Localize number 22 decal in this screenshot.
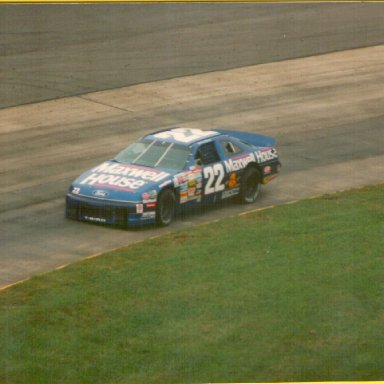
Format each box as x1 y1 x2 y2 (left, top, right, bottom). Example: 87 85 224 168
204 163 225 195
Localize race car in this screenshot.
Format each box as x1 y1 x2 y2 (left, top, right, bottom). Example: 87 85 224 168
66 127 281 227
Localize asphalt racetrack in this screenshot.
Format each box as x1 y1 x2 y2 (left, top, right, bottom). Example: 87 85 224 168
1 4 384 288
2 3 384 108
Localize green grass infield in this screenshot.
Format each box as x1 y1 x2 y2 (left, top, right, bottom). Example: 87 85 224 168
1 185 383 383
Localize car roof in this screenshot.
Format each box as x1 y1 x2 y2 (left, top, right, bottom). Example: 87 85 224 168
144 127 221 145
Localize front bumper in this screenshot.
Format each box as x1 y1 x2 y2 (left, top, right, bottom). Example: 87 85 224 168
65 194 156 227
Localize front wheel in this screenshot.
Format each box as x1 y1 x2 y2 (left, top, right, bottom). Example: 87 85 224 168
238 167 261 204
156 189 176 226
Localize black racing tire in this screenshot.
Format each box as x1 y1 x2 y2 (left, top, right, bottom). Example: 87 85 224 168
156 189 176 226
238 167 261 204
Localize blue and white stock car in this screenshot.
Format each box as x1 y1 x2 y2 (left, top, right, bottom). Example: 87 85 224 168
66 128 281 227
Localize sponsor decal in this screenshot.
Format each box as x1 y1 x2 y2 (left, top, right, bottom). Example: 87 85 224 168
154 128 217 143
228 173 239 189
80 162 170 191
136 204 143 214
188 178 196 188
180 191 189 203
224 148 278 173
142 190 158 203
222 188 239 200
224 153 255 173
174 168 203 204
84 216 107 223
149 190 157 199
72 187 80 194
174 168 202 186
146 202 156 209
92 190 109 197
92 162 169 181
204 163 225 195
254 148 278 163
80 173 145 191
142 212 156 219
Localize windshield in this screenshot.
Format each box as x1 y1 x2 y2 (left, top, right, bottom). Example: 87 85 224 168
114 139 190 170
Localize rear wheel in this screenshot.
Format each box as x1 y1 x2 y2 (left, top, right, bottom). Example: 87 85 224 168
239 167 261 203
156 189 176 226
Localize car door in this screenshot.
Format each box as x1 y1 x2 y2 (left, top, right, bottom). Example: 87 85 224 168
195 141 226 203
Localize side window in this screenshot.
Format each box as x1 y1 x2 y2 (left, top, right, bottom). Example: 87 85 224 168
195 142 220 165
220 140 243 157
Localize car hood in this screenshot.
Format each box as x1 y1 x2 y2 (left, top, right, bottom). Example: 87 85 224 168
70 161 174 201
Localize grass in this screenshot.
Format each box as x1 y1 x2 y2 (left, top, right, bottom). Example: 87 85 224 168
1 185 383 383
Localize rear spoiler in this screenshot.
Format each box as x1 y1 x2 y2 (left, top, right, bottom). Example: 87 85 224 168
215 129 276 148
